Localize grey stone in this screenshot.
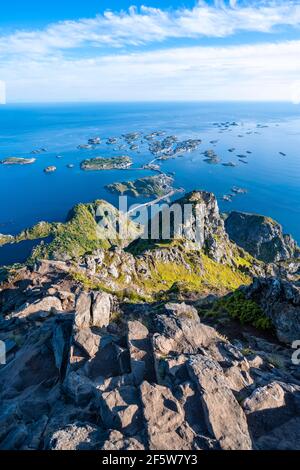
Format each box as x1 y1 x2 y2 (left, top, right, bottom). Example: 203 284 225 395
63 371 95 405
75 292 92 329
187 355 252 450
92 291 113 328
140 381 195 450
127 320 155 384
101 430 145 450
0 424 28 450
99 386 142 436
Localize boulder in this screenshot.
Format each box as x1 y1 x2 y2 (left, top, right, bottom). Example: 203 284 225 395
127 320 156 384
99 385 142 436
63 371 95 405
243 277 300 343
101 430 145 450
187 355 252 450
10 296 63 320
255 417 300 450
164 302 199 321
73 328 102 358
242 381 300 439
91 291 113 328
153 309 218 357
74 292 92 329
140 381 195 450
85 342 128 379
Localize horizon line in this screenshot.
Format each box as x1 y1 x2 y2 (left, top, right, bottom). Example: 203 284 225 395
1 99 298 106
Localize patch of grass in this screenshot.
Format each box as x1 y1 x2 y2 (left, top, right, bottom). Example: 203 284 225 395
138 251 251 298
70 270 113 293
16 221 53 242
29 203 111 261
208 291 272 330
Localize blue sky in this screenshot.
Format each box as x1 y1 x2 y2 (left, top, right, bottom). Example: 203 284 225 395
0 1 300 102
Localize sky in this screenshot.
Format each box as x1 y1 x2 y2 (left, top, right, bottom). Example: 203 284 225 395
0 0 300 103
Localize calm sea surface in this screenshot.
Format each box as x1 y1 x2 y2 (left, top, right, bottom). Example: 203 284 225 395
0 102 299 264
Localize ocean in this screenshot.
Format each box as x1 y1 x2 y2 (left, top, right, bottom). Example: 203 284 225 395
0 101 299 265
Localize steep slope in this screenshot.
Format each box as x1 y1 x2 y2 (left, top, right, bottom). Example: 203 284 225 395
225 211 300 263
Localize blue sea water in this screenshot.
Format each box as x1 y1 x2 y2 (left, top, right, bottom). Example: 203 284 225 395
0 102 299 265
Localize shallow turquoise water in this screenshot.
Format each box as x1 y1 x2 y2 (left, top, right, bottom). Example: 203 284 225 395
0 102 299 264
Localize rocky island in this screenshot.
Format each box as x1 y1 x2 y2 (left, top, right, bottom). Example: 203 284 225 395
44 166 57 173
106 174 175 198
1 190 300 451
81 156 132 171
1 157 36 165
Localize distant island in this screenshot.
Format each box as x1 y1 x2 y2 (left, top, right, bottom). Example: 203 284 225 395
106 174 175 198
1 157 36 165
81 156 132 171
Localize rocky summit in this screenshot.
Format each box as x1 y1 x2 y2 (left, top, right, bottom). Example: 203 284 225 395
1 190 300 451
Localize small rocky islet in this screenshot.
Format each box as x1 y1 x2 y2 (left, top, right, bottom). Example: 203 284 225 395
1 190 300 450
105 174 176 198
0 157 36 165
80 156 132 171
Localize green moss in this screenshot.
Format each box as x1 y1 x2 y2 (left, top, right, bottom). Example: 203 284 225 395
208 291 272 330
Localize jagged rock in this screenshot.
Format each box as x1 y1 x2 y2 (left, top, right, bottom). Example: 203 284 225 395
51 318 73 378
34 260 70 275
26 415 48 450
164 302 199 320
225 211 300 263
99 386 142 436
187 355 252 450
153 307 218 357
0 330 58 398
85 342 129 379
92 291 113 328
127 320 156 384
0 424 28 450
255 417 300 450
63 371 95 405
101 430 145 450
242 381 300 440
9 296 63 320
0 404 20 441
224 363 254 400
140 381 197 450
168 191 232 263
243 277 300 343
1 233 300 451
73 328 102 358
74 292 92 329
48 422 104 450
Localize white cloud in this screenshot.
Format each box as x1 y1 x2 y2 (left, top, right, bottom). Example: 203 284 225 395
2 40 300 102
0 1 299 102
0 1 300 57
